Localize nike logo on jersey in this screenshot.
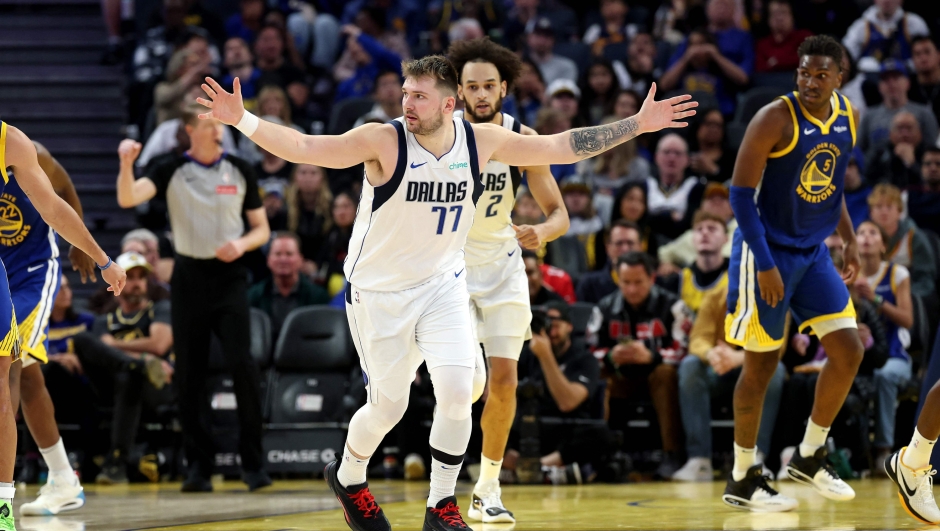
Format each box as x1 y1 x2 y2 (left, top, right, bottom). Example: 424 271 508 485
508 250 516 257
804 128 816 135
410 161 428 169
834 126 847 133
26 264 44 273
455 268 464 278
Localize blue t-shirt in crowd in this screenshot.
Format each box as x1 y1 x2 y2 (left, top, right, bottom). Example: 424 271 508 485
47 312 96 355
669 28 754 116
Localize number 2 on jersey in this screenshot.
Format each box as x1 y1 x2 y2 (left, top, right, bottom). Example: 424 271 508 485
485 195 501 217
432 205 463 234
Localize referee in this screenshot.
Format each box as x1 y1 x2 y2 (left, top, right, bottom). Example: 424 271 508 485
116 103 272 492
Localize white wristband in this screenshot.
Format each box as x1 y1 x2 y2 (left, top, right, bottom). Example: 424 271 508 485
235 111 260 137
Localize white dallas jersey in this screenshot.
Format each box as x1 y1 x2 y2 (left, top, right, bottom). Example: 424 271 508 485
344 116 483 292
455 111 524 266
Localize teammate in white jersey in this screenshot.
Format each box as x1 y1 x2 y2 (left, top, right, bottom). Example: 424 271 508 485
448 38 569 524
198 56 695 531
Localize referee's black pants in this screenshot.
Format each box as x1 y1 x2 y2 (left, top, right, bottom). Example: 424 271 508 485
172 256 264 476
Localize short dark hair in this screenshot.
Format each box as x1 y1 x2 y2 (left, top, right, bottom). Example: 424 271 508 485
616 251 654 276
606 219 641 243
373 69 402 87
925 146 940 157
272 231 303 249
797 35 843 70
912 35 938 51
521 249 539 262
402 55 459 95
448 37 523 89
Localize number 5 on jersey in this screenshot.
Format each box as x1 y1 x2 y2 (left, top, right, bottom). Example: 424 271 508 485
432 205 463 234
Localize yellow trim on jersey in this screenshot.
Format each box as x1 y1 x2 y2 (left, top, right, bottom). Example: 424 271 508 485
794 91 841 135
769 96 799 159
0 122 8 185
797 298 857 334
0 313 20 359
17 303 48 364
725 308 783 351
843 94 857 147
725 244 782 352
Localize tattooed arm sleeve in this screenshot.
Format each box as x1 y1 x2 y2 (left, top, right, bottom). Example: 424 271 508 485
568 117 641 158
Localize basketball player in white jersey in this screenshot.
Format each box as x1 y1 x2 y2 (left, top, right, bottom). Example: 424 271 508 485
448 38 568 524
197 57 695 531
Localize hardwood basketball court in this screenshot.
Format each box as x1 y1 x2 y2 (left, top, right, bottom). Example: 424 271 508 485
10 478 926 530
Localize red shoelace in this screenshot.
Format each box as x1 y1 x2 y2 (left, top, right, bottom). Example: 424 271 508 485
430 502 468 528
348 488 380 518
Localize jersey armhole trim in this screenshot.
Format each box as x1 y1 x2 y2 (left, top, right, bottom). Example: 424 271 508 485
0 122 8 184
509 117 523 194
372 120 408 212
843 94 857 148
768 95 799 159
462 119 484 205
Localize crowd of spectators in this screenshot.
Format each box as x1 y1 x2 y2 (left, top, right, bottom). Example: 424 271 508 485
53 0 940 483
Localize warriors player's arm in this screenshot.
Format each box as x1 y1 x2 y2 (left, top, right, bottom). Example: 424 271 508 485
475 85 696 167
5 126 109 267
730 100 792 188
518 124 569 241
34 142 83 219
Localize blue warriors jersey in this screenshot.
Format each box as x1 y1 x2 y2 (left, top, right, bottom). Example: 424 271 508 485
758 91 856 249
0 122 23 357
0 168 58 274
872 263 908 361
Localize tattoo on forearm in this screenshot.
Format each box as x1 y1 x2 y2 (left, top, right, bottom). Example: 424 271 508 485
569 117 639 157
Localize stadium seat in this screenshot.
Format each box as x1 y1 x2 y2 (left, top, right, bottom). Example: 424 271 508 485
727 122 747 151
733 86 790 125
263 307 360 474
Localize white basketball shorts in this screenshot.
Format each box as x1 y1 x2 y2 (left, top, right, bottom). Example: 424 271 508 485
467 249 532 360
346 266 476 404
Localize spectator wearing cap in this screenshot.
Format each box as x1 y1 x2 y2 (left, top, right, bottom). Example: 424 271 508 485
662 0 753 117
907 147 940 233
248 232 328 338
547 79 584 127
526 17 579 87
587 252 684 478
509 299 614 483
866 111 926 188
89 229 172 315
646 134 705 241
843 148 872 229
909 36 940 122
576 220 643 304
261 181 287 231
658 183 736 272
755 0 814 73
524 251 566 306
858 60 939 160
842 0 929 74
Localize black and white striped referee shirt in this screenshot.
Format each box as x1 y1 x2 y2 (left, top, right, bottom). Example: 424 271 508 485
146 152 262 259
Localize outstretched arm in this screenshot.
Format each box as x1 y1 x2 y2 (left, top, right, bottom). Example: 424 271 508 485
5 125 126 294
197 77 390 170
481 84 696 167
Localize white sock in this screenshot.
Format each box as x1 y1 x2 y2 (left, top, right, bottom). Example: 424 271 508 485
41 438 75 481
428 457 462 507
0 482 12 504
902 428 937 470
799 419 830 458
476 454 502 488
337 447 369 488
732 443 757 482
